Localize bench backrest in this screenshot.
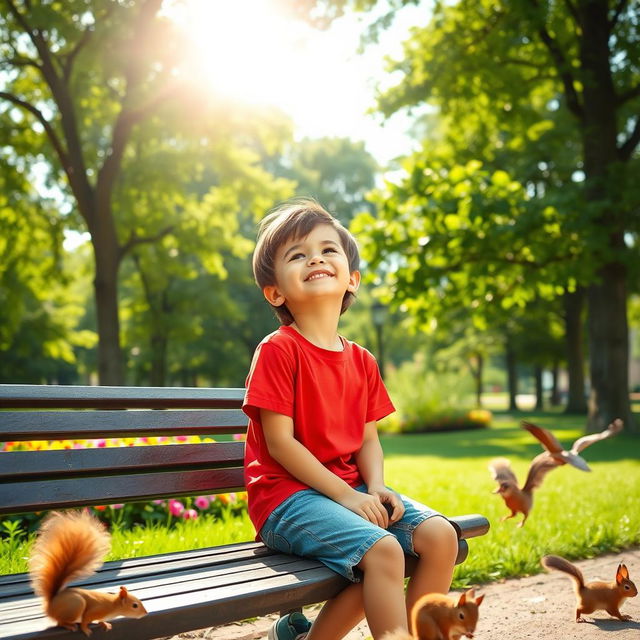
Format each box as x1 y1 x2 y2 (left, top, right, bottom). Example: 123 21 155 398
0 385 247 516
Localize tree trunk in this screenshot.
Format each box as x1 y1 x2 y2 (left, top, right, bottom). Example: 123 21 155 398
505 338 519 411
91 206 124 386
469 352 484 407
534 365 544 410
587 265 632 430
579 0 634 432
550 361 561 406
563 289 587 413
149 333 167 387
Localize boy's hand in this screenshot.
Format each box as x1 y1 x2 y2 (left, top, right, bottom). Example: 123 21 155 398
338 489 389 528
367 486 405 526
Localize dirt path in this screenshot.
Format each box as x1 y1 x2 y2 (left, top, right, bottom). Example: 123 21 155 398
165 547 640 640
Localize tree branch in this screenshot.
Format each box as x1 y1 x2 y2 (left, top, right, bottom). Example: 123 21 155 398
562 0 581 25
527 0 583 119
0 90 71 169
119 226 175 261
618 116 640 161
96 0 169 203
5 0 95 219
617 83 640 107
609 0 628 29
61 26 94 83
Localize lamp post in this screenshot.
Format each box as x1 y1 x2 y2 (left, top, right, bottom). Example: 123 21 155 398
371 300 387 379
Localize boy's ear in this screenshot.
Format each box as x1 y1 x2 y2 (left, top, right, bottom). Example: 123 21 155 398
348 270 361 293
263 285 286 308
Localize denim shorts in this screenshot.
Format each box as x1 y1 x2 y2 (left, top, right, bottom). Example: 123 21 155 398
259 484 455 582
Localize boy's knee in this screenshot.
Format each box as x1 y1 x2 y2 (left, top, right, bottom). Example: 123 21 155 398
359 535 404 575
413 516 459 558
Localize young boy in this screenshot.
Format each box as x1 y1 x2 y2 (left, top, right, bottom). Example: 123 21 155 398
242 199 459 640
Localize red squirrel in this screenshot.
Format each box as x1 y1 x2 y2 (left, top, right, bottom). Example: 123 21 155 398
541 554 637 622
382 588 484 640
29 510 147 635
489 419 622 527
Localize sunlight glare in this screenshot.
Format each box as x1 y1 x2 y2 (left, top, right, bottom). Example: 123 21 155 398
182 1 321 110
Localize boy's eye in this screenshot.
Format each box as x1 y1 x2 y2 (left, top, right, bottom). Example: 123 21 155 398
322 247 337 254
288 252 305 261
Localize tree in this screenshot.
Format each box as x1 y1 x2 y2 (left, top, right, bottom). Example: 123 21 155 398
0 158 97 381
277 136 378 225
0 1 291 384
304 0 640 430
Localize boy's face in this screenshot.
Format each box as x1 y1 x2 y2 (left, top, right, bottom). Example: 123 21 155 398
263 223 360 313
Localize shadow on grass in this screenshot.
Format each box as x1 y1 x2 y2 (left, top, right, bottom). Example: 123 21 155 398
380 410 640 463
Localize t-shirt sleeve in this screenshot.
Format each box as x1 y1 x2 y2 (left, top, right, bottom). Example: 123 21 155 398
365 352 395 423
243 341 296 423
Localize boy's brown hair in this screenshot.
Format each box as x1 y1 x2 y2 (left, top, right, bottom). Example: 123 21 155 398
253 198 360 325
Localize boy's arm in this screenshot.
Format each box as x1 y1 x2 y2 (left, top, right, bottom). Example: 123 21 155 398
356 420 405 525
261 409 389 527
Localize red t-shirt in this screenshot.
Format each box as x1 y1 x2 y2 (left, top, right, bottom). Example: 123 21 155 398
242 325 395 538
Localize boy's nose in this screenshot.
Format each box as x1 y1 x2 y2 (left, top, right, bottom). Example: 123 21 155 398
308 253 325 265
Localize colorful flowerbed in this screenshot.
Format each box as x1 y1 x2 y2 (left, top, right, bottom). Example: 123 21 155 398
1 435 247 534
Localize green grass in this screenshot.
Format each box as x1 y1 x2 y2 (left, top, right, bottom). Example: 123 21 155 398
2 412 639 587
382 411 640 587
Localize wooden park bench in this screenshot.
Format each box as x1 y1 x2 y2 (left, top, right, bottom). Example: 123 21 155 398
0 384 490 640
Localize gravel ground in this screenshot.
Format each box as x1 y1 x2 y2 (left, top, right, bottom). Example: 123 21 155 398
163 547 640 640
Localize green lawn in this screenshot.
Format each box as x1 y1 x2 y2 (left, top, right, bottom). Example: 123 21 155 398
382 411 640 587
2 411 639 588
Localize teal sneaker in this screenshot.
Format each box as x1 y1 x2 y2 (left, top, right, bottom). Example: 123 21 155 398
267 611 312 640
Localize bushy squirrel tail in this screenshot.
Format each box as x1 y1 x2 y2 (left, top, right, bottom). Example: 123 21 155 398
541 554 585 588
29 510 111 603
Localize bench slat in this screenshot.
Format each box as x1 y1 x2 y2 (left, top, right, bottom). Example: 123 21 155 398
0 552 310 603
0 385 245 409
0 442 245 481
0 565 346 640
0 468 245 515
0 409 247 441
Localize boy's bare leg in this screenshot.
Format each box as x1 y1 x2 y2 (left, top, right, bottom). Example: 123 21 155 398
404 516 459 628
308 535 407 640
305 582 364 640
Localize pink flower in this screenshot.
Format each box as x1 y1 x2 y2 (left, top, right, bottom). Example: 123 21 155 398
183 509 198 520
111 504 124 510
194 496 210 510
175 435 188 442
96 439 106 448
168 500 185 516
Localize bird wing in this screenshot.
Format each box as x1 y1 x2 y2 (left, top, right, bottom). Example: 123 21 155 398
570 418 624 454
522 452 559 492
522 421 564 454
488 457 518 486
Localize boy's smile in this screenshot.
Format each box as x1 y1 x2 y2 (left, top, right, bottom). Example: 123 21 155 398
263 224 360 313
305 269 334 281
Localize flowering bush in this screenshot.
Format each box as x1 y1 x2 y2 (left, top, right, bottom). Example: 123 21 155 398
378 356 492 434
0 435 248 535
380 407 492 433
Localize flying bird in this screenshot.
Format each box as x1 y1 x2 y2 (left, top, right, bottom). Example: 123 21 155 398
489 418 623 526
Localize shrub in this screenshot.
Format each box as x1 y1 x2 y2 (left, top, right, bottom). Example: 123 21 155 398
379 354 491 433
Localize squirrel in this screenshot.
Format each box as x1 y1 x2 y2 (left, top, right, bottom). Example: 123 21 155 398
28 510 147 636
541 554 637 622
382 588 484 640
488 418 623 527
